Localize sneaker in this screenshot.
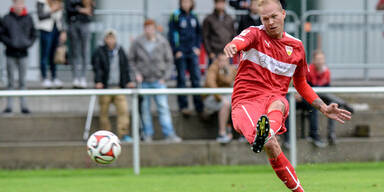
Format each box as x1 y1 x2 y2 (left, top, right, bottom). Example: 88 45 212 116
42 79 52 89
73 78 80 88
121 135 133 143
251 115 270 153
216 134 232 144
21 108 31 114
142 135 153 143
164 134 182 143
52 79 63 89
307 136 327 148
3 108 12 114
80 78 87 88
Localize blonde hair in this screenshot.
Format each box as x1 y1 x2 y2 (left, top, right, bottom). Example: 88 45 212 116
256 0 283 11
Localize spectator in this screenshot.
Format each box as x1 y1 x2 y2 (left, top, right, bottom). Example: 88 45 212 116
306 50 353 145
36 0 66 89
203 0 235 64
0 0 36 114
229 0 286 10
168 0 204 116
129 19 182 143
92 29 134 142
237 0 262 34
65 0 94 88
204 53 236 143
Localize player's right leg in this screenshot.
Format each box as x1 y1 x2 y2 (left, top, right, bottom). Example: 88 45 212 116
265 137 304 192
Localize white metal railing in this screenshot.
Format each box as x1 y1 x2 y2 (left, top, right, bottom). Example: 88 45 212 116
0 87 381 173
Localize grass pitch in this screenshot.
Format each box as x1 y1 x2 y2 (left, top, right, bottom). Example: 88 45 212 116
0 162 383 192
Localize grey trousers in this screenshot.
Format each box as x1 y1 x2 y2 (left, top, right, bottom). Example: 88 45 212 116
6 57 28 110
68 21 90 80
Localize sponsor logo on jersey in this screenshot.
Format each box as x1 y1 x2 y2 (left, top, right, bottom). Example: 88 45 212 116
285 46 293 56
264 40 271 48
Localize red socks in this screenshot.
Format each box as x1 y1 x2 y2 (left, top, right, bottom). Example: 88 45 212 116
269 153 304 192
267 110 283 137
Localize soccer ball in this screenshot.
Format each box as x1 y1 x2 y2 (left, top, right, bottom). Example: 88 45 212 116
87 130 121 164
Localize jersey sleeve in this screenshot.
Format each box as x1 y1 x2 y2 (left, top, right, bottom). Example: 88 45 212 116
293 45 309 78
293 45 319 104
229 27 258 51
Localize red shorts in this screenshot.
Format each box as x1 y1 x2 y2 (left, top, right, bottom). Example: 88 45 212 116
231 95 289 144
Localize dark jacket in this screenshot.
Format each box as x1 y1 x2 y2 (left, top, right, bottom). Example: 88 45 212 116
168 9 201 54
229 0 287 10
92 45 132 89
202 10 235 56
65 0 93 23
237 13 262 34
0 9 36 58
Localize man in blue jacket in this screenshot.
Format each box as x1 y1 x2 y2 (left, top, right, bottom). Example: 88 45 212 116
168 0 204 117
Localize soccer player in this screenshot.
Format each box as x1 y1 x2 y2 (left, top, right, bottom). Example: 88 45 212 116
223 0 352 191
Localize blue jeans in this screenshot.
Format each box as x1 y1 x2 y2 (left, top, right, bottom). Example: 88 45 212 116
40 25 60 79
141 81 175 137
175 53 204 112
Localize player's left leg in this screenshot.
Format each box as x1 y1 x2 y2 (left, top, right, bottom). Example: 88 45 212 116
265 138 304 192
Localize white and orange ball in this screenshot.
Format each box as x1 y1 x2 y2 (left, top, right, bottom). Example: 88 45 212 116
87 130 121 164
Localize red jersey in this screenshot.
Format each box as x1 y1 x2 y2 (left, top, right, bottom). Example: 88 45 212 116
231 26 308 107
307 64 330 87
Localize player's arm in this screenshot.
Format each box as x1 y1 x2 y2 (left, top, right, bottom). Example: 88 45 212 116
224 28 255 58
293 75 351 124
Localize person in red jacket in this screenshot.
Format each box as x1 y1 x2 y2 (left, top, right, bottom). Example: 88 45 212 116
305 50 353 145
224 0 351 191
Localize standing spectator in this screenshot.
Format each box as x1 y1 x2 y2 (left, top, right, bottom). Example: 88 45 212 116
92 29 134 142
36 0 66 89
130 19 182 143
0 0 36 114
168 0 204 116
65 0 94 88
203 0 235 64
204 53 236 143
237 0 262 34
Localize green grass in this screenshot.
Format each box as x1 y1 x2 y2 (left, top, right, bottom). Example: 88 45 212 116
0 162 383 192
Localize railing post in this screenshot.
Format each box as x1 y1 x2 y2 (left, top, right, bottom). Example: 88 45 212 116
289 92 297 168
131 91 140 175
83 95 97 140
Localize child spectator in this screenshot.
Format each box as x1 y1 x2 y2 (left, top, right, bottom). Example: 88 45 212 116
1 0 36 114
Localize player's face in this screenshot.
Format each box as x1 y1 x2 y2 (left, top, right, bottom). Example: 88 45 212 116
258 2 286 39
